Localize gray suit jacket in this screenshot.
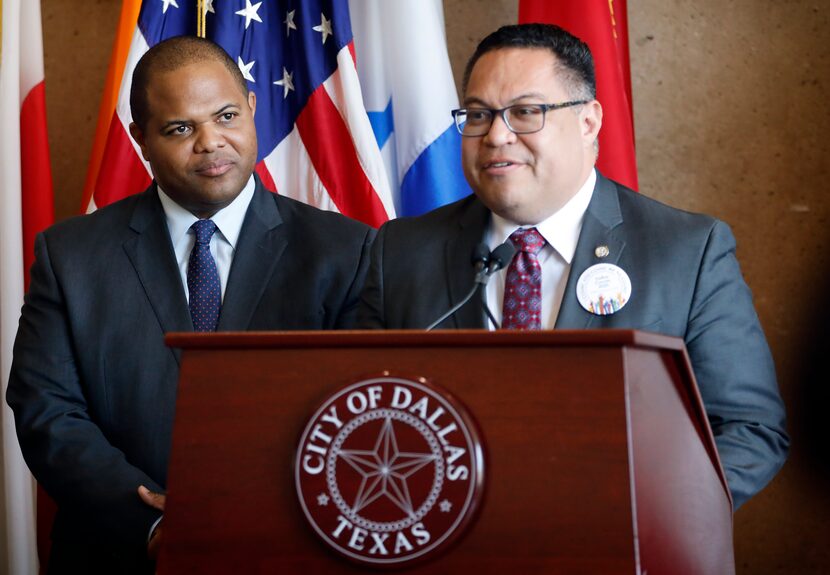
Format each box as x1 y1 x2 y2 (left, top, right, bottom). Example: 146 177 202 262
358 172 788 509
7 178 374 566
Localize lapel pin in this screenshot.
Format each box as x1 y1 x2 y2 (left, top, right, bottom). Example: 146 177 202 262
594 245 610 258
576 263 632 316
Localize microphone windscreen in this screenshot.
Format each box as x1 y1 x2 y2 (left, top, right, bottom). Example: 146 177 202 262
471 243 491 266
488 242 516 273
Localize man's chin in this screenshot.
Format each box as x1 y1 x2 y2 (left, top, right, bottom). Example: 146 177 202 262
477 196 545 226
198 174 247 196
475 187 522 212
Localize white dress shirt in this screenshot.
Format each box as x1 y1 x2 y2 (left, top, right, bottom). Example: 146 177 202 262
485 169 596 330
157 176 256 303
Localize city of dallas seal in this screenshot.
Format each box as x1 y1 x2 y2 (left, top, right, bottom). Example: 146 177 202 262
295 376 485 567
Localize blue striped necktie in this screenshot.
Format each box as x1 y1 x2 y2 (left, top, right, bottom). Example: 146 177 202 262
187 219 221 332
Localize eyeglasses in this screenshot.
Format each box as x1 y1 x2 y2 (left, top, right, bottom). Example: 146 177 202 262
451 101 589 137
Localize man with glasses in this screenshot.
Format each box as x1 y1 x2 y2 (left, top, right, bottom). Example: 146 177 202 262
358 23 787 509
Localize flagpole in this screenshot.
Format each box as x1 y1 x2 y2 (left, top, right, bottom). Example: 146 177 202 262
197 0 205 37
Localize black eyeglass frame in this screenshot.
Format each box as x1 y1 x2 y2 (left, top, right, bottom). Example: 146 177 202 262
451 100 590 137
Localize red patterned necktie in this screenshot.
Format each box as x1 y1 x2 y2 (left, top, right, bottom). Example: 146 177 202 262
502 227 546 330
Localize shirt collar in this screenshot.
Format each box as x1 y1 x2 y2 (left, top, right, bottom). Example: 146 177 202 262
157 175 256 249
488 168 596 264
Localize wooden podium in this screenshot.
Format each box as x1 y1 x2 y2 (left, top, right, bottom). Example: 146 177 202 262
159 330 734 574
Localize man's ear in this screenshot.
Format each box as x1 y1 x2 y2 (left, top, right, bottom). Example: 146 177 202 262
129 122 151 161
248 91 257 118
581 100 603 147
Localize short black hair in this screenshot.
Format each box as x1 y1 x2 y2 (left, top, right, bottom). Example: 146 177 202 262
462 23 596 101
130 35 248 129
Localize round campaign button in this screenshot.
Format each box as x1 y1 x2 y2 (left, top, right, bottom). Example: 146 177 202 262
295 376 485 568
576 263 632 315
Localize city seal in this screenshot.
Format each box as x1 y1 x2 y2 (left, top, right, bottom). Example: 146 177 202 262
295 375 485 567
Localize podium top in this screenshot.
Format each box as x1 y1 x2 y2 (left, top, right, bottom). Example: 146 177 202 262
166 328 686 351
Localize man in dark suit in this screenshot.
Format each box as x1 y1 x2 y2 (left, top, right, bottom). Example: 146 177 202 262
7 36 373 573
358 24 788 509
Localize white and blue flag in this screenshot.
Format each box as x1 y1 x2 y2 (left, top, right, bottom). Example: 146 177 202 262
349 0 471 217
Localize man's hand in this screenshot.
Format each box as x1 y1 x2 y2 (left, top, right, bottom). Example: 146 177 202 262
138 485 166 511
138 485 166 559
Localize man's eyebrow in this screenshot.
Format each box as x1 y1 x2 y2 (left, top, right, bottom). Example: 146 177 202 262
462 97 489 107
213 103 241 116
462 92 548 107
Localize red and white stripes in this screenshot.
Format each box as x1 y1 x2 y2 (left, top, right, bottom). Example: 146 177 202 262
1 1 54 572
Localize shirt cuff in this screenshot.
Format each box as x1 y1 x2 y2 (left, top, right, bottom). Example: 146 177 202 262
148 514 163 544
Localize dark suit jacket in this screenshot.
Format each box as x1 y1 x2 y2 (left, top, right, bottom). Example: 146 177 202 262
7 178 374 570
358 172 788 509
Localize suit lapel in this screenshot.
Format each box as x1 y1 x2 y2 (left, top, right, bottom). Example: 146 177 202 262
555 173 626 329
122 185 193 363
217 182 286 331
445 199 490 329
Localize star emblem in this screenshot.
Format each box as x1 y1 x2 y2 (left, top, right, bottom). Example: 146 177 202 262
317 493 330 506
312 13 333 44
235 0 263 30
439 499 452 513
160 0 179 14
202 0 215 16
273 67 294 98
285 9 298 37
338 416 439 516
237 57 256 83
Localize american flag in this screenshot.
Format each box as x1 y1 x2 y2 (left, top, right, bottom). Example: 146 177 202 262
84 0 395 226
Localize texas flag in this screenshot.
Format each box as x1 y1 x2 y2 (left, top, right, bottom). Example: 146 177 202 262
349 0 471 217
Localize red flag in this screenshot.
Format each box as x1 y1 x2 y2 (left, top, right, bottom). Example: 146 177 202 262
1 1 55 572
519 0 638 191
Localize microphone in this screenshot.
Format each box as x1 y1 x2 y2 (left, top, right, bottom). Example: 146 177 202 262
425 241 516 331
487 242 516 275
479 241 514 329
471 243 491 283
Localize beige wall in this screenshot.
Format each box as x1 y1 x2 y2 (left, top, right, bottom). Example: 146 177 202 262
42 1 829 572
